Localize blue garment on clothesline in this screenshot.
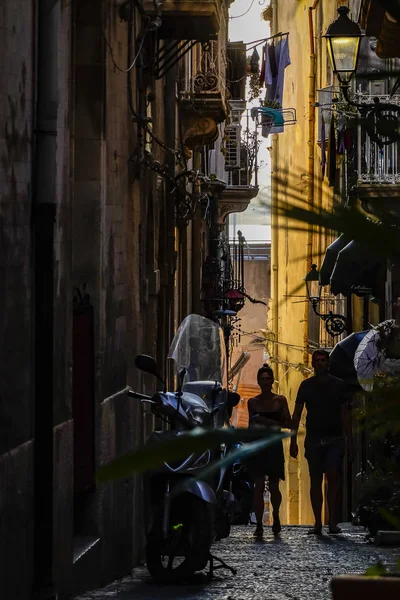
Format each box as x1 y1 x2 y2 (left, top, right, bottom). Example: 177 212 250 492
251 106 285 126
263 36 291 135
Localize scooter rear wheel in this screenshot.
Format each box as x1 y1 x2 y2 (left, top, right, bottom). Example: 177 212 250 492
146 495 212 583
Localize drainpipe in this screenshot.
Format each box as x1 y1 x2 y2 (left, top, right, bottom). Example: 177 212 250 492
270 0 279 349
192 152 203 315
303 0 320 365
32 0 58 596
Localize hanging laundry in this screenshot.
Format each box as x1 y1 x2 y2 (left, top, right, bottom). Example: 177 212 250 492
336 114 347 155
262 35 291 136
344 118 356 152
251 106 285 126
344 127 354 152
321 115 327 177
259 45 266 87
268 41 278 79
327 116 337 187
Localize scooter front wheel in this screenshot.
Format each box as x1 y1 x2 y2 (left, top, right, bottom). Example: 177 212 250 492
146 495 212 583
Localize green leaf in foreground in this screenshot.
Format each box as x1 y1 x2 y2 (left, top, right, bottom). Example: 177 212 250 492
170 433 290 499
365 562 388 577
97 427 291 483
379 508 400 532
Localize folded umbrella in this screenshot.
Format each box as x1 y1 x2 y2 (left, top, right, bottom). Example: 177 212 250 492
354 329 384 392
329 330 370 387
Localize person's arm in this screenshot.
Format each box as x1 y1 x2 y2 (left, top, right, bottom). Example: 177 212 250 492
280 395 292 429
290 383 305 458
247 398 255 427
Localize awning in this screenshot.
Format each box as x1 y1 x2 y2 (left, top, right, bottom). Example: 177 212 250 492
330 240 381 297
319 234 352 286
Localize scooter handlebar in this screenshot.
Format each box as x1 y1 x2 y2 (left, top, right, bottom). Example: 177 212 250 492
127 390 153 401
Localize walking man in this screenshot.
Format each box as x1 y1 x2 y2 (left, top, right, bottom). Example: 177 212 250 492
290 350 353 534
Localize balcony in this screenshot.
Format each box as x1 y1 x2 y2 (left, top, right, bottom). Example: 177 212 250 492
143 0 223 41
355 94 400 218
226 42 247 102
213 103 259 224
180 41 228 148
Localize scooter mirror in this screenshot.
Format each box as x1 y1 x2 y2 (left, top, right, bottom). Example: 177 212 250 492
135 354 165 384
227 391 241 419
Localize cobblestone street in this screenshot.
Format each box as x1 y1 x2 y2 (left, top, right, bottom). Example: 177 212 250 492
75 524 400 600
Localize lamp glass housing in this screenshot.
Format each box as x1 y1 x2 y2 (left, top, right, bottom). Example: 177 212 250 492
327 36 360 84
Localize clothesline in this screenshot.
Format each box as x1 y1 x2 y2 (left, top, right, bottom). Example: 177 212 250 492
231 326 308 353
246 31 289 52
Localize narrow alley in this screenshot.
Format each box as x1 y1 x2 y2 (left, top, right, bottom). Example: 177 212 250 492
74 524 400 600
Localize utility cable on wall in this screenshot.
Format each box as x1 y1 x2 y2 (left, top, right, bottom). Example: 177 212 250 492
104 24 149 73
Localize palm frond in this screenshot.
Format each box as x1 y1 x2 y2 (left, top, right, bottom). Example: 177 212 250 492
276 204 398 258
97 427 290 483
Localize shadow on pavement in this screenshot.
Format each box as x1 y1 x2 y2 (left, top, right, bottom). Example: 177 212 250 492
312 533 363 546
252 536 289 546
115 572 223 599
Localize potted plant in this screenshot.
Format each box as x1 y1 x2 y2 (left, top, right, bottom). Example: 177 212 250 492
331 569 400 599
261 6 273 23
331 373 400 598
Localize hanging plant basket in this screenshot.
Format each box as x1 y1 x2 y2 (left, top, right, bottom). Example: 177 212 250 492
261 6 273 22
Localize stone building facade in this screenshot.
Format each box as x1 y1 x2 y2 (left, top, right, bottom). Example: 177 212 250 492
0 0 257 597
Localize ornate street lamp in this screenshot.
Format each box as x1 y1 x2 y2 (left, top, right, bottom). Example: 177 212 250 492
324 6 363 87
324 7 400 146
304 264 322 310
304 264 347 337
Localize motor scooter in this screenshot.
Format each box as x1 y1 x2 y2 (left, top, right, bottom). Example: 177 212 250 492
129 314 237 582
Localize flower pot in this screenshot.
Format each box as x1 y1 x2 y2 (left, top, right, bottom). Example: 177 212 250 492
331 575 400 599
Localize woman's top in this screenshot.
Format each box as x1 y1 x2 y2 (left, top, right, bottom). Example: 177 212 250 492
248 395 291 429
255 410 284 424
247 397 289 481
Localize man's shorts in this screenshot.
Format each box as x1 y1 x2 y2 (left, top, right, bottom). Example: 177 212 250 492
304 435 345 477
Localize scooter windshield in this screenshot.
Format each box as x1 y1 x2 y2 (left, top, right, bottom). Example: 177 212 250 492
168 314 227 388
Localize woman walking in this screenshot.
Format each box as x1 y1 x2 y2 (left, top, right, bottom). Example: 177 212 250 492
248 364 291 537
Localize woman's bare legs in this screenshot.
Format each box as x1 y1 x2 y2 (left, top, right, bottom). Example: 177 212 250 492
253 477 265 534
269 477 282 534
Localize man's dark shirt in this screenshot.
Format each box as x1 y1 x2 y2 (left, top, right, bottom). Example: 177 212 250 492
295 375 347 438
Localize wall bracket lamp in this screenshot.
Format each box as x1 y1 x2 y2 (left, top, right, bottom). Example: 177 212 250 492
305 264 347 337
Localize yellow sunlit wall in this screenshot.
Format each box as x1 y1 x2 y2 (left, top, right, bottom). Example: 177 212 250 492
269 0 353 524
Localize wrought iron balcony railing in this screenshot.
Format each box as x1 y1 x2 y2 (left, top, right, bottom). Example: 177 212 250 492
356 94 400 184
179 40 228 147
180 40 227 119
224 103 259 188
